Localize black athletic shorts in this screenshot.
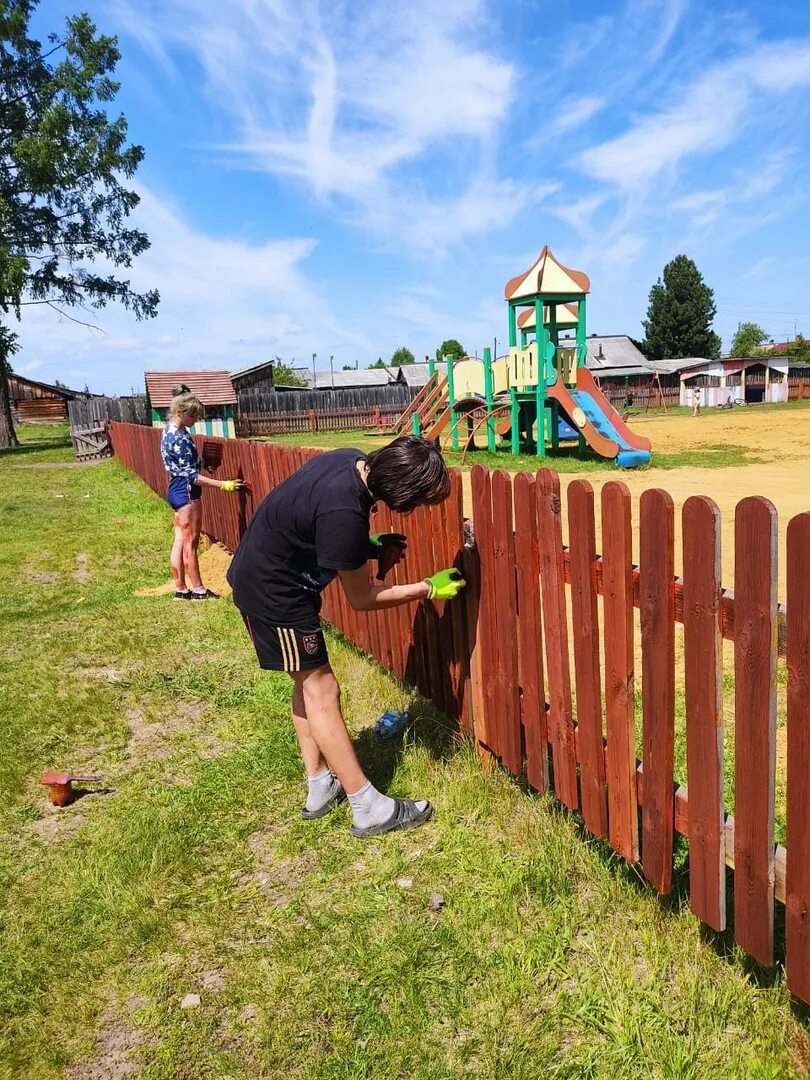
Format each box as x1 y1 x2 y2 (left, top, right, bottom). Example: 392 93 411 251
241 612 329 673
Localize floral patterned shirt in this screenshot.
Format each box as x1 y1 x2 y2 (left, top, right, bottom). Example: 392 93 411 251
160 422 201 481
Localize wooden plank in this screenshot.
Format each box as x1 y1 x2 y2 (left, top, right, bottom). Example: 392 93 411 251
514 473 548 791
640 489 675 894
491 470 522 775
733 496 777 967
683 495 726 931
786 512 810 1000
470 466 496 753
567 479 606 836
601 481 639 862
536 469 578 809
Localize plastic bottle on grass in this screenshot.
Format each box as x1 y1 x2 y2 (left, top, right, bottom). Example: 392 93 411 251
373 710 410 740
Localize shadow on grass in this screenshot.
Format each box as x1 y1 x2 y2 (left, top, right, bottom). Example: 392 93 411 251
0 434 72 460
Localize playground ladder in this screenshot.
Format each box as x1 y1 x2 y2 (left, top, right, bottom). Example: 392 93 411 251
390 372 449 437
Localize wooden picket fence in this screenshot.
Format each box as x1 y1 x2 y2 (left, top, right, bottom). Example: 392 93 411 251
108 422 810 1004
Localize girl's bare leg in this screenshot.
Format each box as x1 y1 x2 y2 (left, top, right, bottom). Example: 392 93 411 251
170 520 186 589
176 500 204 590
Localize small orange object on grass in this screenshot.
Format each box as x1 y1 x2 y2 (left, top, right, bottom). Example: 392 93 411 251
40 771 101 807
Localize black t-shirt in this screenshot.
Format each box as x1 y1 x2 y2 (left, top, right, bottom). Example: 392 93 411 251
227 448 374 627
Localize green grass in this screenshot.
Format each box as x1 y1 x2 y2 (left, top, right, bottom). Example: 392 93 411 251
0 425 807 1078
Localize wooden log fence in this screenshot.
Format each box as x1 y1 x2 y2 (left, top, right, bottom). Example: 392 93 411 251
108 421 810 1004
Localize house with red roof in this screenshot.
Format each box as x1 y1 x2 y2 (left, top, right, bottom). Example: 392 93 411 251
144 369 237 437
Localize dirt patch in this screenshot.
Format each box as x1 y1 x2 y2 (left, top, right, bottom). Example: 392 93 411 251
124 704 232 766
24 568 61 584
66 1009 147 1080
241 831 319 906
133 539 233 598
81 667 124 684
29 806 88 846
73 552 92 584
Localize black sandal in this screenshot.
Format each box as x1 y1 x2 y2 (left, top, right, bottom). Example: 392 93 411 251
350 797 433 838
300 788 347 820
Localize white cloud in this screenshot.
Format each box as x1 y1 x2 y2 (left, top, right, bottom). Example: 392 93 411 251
15 359 43 376
552 96 605 134
120 0 520 252
577 40 810 188
13 186 371 393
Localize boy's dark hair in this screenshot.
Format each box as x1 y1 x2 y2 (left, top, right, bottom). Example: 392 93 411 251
365 436 450 512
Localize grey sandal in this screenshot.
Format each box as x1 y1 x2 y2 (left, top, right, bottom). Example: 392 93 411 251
300 788 346 820
350 797 433 838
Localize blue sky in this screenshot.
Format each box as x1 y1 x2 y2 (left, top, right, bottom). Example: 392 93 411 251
16 0 810 393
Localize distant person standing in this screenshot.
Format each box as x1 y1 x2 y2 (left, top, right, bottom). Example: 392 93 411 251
692 387 702 417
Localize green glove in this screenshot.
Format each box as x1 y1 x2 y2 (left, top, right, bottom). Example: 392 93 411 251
221 479 243 493
425 568 466 601
369 532 407 551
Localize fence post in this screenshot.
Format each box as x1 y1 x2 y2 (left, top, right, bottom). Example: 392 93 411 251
308 409 316 433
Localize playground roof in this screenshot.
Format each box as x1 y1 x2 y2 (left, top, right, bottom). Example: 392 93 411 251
517 303 579 330
144 369 236 408
504 246 590 301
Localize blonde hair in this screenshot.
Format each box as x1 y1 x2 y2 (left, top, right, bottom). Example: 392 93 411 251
170 392 204 422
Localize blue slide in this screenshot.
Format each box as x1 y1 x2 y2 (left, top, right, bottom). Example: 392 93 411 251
571 389 651 469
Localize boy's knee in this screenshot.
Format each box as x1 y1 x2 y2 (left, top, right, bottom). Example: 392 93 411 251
300 667 341 713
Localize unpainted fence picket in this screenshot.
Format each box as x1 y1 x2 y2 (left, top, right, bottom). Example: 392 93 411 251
107 421 810 1005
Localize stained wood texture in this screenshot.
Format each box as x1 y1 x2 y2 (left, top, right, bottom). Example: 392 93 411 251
470 466 496 754
491 470 522 775
462 535 486 746
640 489 675 893
733 496 777 967
682 496 726 931
567 479 607 837
514 473 548 792
536 469 577 809
786 513 810 998
601 481 639 862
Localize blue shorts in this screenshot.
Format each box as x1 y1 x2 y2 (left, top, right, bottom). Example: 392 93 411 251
167 476 202 510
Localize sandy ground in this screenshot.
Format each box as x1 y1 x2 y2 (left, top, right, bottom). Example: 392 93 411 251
461 406 810 599
133 539 234 597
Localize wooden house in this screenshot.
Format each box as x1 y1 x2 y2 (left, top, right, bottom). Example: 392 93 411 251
144 370 237 437
8 373 90 423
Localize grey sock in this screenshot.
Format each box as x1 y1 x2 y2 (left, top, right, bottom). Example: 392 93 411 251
305 769 343 814
347 780 428 830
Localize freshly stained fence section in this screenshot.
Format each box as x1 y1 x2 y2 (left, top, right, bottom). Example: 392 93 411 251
109 421 810 1004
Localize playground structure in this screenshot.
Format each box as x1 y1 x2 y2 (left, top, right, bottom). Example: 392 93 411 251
394 247 651 467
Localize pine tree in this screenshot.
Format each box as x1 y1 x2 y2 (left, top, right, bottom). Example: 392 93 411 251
0 2 158 446
642 256 721 362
